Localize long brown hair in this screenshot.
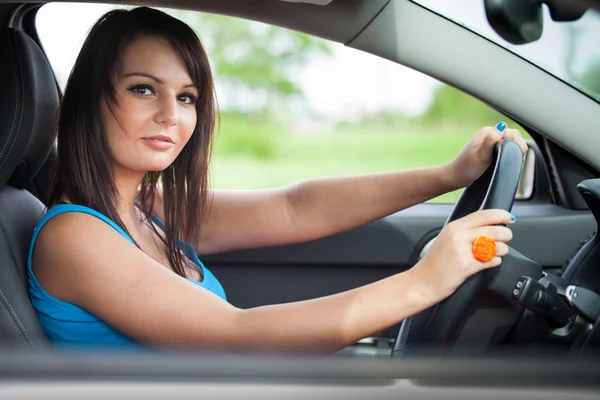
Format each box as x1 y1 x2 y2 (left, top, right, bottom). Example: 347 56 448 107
48 7 216 278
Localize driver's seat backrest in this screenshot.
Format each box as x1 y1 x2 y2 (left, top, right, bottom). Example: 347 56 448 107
0 27 59 350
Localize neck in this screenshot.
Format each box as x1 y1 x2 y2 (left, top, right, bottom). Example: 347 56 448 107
113 166 146 223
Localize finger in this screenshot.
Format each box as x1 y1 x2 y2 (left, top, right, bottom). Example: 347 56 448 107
503 128 528 155
456 209 515 229
468 256 503 275
494 242 510 257
481 126 503 147
471 226 514 243
495 121 507 134
502 128 519 141
481 256 503 270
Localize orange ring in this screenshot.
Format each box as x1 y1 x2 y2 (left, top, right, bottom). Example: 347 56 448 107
472 235 497 262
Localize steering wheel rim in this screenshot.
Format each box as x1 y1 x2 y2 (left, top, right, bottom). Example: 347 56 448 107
392 139 524 357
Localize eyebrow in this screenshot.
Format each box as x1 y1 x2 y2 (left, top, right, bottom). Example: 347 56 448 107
123 72 196 89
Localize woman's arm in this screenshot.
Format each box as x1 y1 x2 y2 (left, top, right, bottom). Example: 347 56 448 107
284 165 459 242
32 209 514 351
191 126 526 255
189 165 458 255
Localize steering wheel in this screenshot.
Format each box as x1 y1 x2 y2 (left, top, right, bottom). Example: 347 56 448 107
392 139 524 357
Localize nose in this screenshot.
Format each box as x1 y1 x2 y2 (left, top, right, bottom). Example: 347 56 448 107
154 95 179 127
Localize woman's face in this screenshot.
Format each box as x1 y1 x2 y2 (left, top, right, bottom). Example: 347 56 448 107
100 35 199 175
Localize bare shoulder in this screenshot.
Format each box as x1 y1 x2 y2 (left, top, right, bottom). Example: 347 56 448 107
32 211 140 303
31 210 236 347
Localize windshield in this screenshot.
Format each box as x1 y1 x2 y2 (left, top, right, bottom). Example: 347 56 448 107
413 0 600 103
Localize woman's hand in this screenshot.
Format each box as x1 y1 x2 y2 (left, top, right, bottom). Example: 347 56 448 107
448 122 529 189
412 209 515 302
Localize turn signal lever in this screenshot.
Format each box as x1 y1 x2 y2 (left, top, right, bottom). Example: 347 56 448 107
512 276 571 328
565 285 600 323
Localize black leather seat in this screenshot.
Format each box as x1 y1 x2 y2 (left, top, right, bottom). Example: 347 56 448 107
0 27 59 350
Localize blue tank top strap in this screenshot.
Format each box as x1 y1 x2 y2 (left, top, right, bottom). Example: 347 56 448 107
133 199 206 274
134 198 166 231
149 212 166 232
29 204 136 260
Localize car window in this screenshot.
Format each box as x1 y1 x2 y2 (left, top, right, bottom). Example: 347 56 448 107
36 2 531 203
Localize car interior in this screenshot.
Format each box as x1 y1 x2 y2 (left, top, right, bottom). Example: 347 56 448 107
1 0 600 379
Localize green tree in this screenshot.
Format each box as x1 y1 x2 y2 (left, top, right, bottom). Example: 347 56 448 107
172 10 332 113
165 10 334 160
421 85 504 127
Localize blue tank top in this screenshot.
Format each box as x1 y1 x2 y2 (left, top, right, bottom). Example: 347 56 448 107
27 203 226 348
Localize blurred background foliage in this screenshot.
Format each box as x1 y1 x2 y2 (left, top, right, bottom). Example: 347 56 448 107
174 11 534 203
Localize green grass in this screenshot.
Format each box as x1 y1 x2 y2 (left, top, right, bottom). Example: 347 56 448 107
210 122 487 203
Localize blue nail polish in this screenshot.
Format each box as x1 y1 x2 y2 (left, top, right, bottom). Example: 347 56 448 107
510 214 516 222
496 121 507 132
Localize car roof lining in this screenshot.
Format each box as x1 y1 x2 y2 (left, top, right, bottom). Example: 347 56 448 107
1 0 599 173
0 0 390 44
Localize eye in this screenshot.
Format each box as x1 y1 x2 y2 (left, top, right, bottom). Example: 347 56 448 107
178 93 197 105
128 84 155 96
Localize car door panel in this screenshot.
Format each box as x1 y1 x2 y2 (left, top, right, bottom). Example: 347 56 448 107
204 203 594 271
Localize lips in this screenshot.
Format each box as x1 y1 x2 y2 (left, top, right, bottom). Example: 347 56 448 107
144 135 174 144
142 135 175 151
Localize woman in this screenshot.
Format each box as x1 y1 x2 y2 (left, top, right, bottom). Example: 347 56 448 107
28 7 527 351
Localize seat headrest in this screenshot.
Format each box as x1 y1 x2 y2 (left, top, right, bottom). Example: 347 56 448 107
0 28 59 189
